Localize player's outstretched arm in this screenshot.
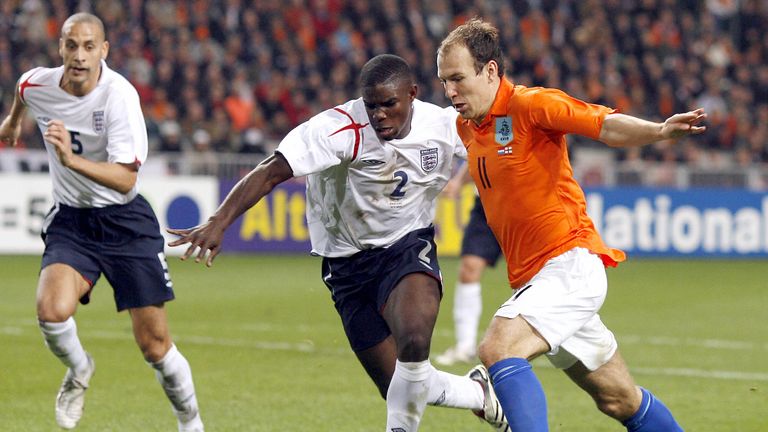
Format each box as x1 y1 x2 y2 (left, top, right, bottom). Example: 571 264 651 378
0 82 26 147
167 152 294 267
599 108 707 148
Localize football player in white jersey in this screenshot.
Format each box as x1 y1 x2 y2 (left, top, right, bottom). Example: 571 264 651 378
168 54 509 431
0 13 203 431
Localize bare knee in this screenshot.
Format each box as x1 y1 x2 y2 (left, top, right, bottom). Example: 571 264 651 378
396 331 432 361
458 256 486 283
36 264 87 322
593 387 640 420
477 338 502 367
36 297 76 323
138 335 172 363
477 317 550 368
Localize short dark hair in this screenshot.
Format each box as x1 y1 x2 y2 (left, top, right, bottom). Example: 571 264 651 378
359 54 414 89
438 17 505 77
62 12 107 42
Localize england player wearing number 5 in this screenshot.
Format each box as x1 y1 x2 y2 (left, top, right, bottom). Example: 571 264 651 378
168 54 510 431
0 13 203 431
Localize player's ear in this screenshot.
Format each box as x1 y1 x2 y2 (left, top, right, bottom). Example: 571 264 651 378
58 38 64 58
486 61 498 83
101 41 109 60
409 83 418 101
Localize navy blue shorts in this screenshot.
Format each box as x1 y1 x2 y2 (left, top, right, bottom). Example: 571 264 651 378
41 195 175 311
460 196 502 266
321 227 442 352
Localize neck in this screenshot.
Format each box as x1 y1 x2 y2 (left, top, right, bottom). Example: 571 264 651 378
395 104 414 139
472 79 502 125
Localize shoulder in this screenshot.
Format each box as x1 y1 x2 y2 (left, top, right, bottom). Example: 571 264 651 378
100 63 140 100
305 98 369 137
19 66 54 82
518 86 571 105
511 85 574 115
17 67 62 105
413 99 459 127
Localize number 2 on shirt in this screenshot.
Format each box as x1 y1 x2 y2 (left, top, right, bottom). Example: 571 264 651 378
390 170 408 198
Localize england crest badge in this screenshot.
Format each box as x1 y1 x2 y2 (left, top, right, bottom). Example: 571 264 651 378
92 110 105 134
420 148 439 172
495 116 513 146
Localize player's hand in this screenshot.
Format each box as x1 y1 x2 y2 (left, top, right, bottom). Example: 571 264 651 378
43 120 75 166
661 108 707 139
167 220 227 267
0 116 22 147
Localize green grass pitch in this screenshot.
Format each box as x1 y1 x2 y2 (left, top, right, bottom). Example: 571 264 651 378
1 254 766 431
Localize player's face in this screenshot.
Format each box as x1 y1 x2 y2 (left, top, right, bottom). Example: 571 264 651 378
437 45 496 124
59 22 109 95
362 79 416 141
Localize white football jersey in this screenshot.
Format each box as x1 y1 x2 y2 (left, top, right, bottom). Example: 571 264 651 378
277 98 466 257
19 60 148 207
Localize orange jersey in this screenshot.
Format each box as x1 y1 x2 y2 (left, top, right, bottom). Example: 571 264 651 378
456 78 626 289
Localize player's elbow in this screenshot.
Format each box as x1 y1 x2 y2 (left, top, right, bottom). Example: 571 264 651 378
114 184 134 194
115 173 138 194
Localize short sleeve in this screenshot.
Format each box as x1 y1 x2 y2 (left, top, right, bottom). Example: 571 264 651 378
276 109 354 177
105 82 148 166
529 88 616 140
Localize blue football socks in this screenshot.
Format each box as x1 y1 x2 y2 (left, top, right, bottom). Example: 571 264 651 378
488 357 549 431
623 387 683 431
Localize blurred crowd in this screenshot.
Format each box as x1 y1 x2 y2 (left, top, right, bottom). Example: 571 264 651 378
1 0 767 178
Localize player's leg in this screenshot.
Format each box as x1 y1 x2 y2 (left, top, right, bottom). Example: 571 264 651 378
37 203 102 430
353 319 506 430
37 262 96 430
563 347 682 431
479 247 614 431
384 272 507 430
381 272 442 430
354 335 398 399
438 197 500 366
478 315 550 431
37 263 93 371
380 227 506 430
104 195 201 431
129 305 203 431
325 267 487 416
436 255 486 365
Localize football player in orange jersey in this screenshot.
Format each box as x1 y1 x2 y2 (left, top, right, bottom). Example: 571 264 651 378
437 18 706 432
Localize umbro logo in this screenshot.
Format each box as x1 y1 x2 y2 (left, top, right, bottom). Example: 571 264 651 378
360 159 385 166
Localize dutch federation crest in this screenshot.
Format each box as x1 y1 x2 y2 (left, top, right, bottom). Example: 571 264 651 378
420 148 439 172
92 110 105 134
495 116 513 145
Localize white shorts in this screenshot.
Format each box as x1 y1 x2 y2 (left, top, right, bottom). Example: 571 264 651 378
495 247 618 371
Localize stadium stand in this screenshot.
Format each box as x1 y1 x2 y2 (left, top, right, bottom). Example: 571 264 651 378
1 0 766 188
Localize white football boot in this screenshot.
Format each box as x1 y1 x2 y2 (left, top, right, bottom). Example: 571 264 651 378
55 353 95 429
468 364 511 432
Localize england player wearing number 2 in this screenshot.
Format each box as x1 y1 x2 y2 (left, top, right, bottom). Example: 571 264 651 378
168 54 510 432
0 13 203 431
